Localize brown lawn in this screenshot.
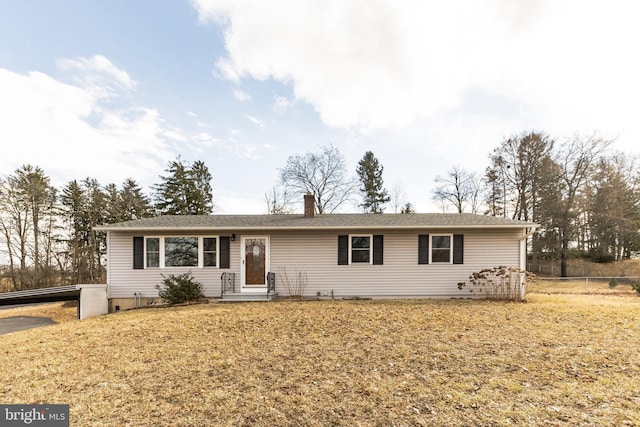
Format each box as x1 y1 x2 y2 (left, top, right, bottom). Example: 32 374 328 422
1 294 639 426
0 301 78 323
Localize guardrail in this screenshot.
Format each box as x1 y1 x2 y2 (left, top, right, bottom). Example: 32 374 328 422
220 272 237 297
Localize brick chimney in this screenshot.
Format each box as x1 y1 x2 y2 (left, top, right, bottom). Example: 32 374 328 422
304 192 315 217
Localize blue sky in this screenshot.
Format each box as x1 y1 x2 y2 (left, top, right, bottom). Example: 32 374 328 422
1 0 639 213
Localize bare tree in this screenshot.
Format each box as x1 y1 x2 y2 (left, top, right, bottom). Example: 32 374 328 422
389 182 407 213
553 133 613 276
488 132 555 221
279 145 357 214
432 166 481 213
264 186 294 214
0 165 57 290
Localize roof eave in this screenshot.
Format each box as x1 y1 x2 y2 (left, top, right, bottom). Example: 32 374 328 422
96 223 539 232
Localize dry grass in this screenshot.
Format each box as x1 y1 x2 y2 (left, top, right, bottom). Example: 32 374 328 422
566 258 640 277
531 279 639 296
0 302 78 323
1 296 639 426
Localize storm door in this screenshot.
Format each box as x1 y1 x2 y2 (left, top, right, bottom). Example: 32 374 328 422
241 236 269 289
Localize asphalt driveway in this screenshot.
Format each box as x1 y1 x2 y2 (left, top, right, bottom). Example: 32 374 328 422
0 316 57 335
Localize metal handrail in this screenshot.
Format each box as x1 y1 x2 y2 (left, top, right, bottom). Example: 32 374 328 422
220 272 236 297
267 272 276 295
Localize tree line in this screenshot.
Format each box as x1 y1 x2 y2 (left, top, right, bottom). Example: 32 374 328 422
270 134 639 276
0 158 213 291
431 132 640 275
1 132 638 290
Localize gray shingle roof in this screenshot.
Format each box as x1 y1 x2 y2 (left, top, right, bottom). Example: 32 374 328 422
96 213 538 231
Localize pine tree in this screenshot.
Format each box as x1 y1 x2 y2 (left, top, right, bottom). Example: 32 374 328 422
400 202 415 214
152 157 213 215
356 151 390 213
104 179 153 224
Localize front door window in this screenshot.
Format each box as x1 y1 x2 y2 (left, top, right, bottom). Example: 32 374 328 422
244 238 267 285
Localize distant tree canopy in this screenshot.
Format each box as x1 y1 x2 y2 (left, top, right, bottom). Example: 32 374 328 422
1 134 637 289
279 145 356 214
152 157 213 215
356 151 390 213
482 131 625 275
0 164 154 290
0 165 56 290
432 165 481 214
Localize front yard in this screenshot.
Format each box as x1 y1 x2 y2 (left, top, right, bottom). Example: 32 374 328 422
1 294 639 426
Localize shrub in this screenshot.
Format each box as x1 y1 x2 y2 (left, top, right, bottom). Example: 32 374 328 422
609 278 618 288
278 267 307 298
156 272 204 304
591 251 615 264
632 282 640 295
457 266 537 302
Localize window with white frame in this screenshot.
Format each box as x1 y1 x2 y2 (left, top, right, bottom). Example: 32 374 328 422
350 235 372 263
146 237 160 267
203 237 217 267
430 234 452 263
143 236 218 268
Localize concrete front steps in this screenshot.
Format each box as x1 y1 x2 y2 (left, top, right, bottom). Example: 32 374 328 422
219 293 278 302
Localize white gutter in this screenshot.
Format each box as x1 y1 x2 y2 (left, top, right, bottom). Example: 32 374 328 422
96 224 540 232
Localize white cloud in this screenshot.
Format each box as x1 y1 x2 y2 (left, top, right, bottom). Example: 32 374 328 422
57 54 137 98
232 88 251 102
272 95 291 114
0 64 173 187
192 0 640 153
193 132 222 148
244 114 265 127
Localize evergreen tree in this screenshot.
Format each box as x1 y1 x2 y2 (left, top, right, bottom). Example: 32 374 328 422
152 157 213 215
356 151 390 213
105 178 153 223
60 178 108 284
400 202 415 214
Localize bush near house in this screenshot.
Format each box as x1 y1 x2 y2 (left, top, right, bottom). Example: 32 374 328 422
458 266 536 301
155 272 204 304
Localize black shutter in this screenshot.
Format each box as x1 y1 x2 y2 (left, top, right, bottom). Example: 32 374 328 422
219 236 230 269
133 236 144 269
418 234 429 264
373 235 383 265
338 235 349 265
453 234 464 264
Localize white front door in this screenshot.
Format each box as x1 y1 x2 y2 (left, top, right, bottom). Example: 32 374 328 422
240 236 269 292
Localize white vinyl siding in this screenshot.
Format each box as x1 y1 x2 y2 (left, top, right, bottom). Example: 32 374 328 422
269 229 521 298
105 228 523 299
106 232 237 299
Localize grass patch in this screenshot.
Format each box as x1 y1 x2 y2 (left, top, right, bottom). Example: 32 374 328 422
1 297 639 426
531 279 638 296
0 302 78 324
